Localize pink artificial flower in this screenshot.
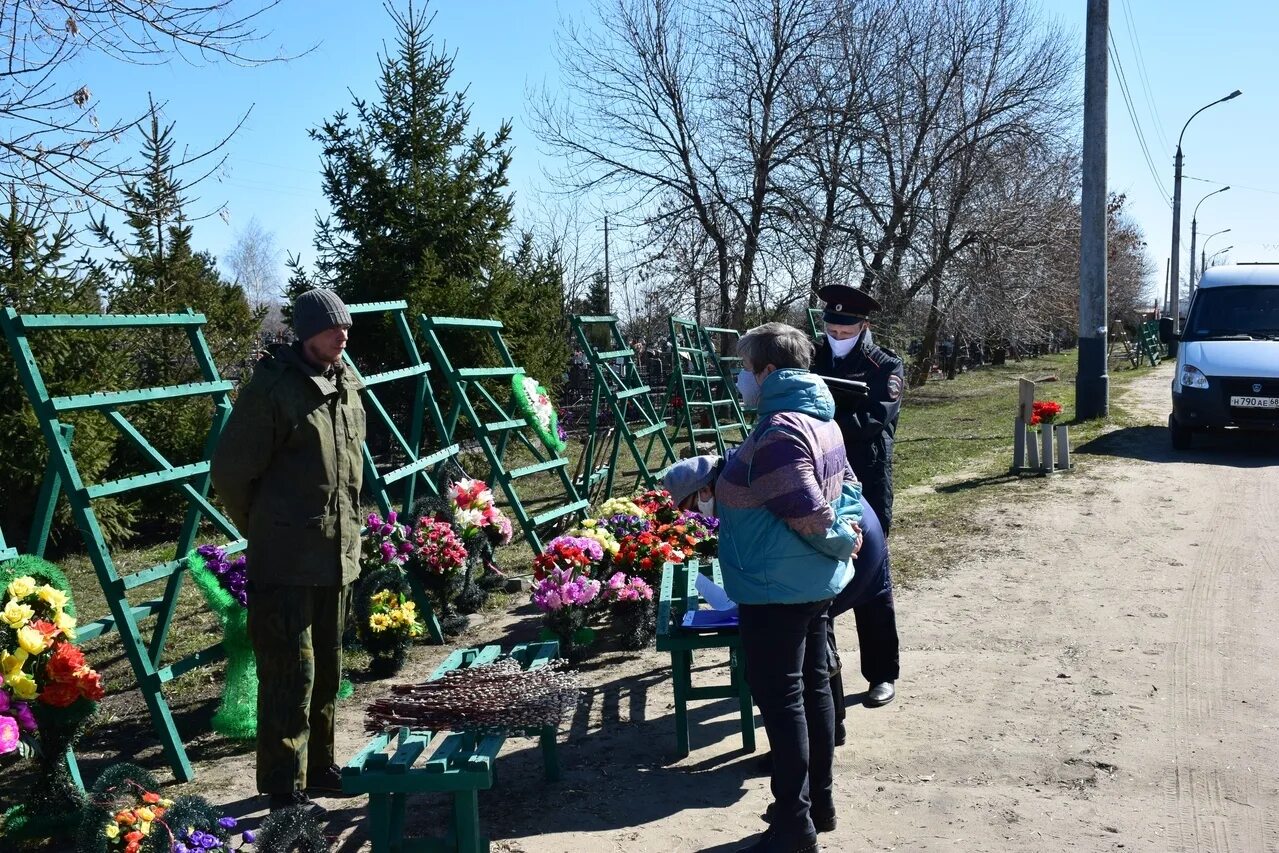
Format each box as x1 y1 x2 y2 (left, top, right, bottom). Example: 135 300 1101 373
0 715 18 755
388 510 398 525
380 541 397 562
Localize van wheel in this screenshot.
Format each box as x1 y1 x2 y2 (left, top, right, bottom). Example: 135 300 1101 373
1169 415 1192 450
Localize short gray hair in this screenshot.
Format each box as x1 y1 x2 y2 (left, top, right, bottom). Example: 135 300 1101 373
737 322 814 371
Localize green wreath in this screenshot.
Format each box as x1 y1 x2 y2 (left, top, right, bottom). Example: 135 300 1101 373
186 550 258 740
512 372 567 454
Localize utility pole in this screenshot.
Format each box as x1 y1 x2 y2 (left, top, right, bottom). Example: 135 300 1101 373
1163 258 1170 316
603 215 611 314
1077 0 1108 419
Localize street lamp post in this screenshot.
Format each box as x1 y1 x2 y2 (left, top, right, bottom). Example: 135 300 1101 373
1169 90 1242 330
1198 228 1231 293
1189 186 1229 293
1206 245 1234 270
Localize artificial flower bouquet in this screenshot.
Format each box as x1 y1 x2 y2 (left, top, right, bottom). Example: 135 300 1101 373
1030 399 1063 426
530 566 602 662
655 511 718 559
602 572 657 650
446 478 514 548
531 535 606 582
354 568 423 677
362 510 414 572
634 488 681 524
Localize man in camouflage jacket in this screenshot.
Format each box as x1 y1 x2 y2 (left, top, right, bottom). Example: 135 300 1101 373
211 288 365 816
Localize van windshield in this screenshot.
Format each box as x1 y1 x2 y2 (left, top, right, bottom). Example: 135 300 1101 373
1183 285 1279 341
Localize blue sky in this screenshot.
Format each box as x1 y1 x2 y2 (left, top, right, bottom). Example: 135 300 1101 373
71 0 1279 299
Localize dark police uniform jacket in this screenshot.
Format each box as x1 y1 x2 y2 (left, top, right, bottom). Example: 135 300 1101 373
812 334 904 533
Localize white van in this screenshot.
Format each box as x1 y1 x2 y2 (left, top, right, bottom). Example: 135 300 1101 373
1163 262 1279 448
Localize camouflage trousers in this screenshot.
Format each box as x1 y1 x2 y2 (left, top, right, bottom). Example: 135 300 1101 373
247 581 352 795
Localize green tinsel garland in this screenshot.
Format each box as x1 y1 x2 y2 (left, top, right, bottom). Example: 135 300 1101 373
186 550 258 740
253 805 328 853
511 372 567 454
75 763 163 853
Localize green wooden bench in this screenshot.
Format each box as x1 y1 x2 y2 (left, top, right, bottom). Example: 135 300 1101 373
656 557 755 758
342 641 563 853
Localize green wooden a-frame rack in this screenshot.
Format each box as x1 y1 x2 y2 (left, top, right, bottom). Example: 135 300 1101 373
571 314 679 501
342 300 464 644
0 524 16 563
342 301 461 517
0 307 242 782
419 316 588 554
663 317 749 457
807 307 824 341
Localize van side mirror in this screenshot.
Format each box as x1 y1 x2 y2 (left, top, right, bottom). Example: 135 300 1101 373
1158 316 1178 344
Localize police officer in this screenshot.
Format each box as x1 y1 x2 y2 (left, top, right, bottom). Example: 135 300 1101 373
211 288 365 816
811 283 901 708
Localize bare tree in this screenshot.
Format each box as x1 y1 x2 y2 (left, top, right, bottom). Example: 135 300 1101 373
535 0 834 329
224 216 283 328
0 0 288 209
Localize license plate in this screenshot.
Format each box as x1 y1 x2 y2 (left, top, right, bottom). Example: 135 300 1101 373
1230 395 1279 409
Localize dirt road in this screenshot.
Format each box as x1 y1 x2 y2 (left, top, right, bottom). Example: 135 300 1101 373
187 364 1279 852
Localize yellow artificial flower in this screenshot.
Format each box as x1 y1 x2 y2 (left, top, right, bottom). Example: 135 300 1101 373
1 599 34 629
105 824 120 839
401 600 416 612
36 585 68 610
137 807 154 822
16 625 46 655
369 613 392 632
9 673 36 700
1 648 27 677
160 799 173 808
139 819 152 836
55 612 77 640
6 576 36 600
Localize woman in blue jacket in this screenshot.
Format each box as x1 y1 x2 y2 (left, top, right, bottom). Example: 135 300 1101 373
716 323 862 853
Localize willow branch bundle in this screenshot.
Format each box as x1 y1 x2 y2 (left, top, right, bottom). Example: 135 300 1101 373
365 658 581 734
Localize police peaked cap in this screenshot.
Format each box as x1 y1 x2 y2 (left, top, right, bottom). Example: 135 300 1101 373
817 284 882 325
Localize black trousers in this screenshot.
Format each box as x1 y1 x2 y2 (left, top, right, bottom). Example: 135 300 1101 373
829 587 900 722
738 599 835 841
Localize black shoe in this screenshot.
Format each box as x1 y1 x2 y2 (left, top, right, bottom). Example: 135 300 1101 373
736 827 821 853
268 790 328 817
865 681 895 707
305 764 353 797
762 803 837 834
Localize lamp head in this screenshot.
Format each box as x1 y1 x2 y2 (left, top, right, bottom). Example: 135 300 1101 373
1224 90 1242 101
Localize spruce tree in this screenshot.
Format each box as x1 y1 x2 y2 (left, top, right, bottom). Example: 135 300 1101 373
308 3 567 383
87 105 261 525
0 193 133 545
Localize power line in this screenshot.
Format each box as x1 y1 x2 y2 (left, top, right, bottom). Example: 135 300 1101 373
1108 28 1171 209
1118 0 1169 155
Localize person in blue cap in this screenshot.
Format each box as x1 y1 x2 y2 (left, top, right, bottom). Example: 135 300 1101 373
810 283 902 708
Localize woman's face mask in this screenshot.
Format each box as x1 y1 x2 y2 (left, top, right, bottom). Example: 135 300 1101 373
736 368 762 408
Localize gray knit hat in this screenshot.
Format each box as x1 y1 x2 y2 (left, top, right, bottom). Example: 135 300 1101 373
293 288 353 342
662 454 722 505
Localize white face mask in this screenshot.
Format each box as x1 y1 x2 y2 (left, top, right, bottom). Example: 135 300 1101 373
736 369 762 407
696 496 716 517
827 332 859 359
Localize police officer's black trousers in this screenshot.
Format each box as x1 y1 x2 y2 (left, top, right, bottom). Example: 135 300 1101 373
248 581 352 795
828 587 900 721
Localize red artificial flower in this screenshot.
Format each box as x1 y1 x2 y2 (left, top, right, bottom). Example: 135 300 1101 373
142 792 161 804
39 679 81 708
45 641 86 681
77 668 105 701
31 619 59 639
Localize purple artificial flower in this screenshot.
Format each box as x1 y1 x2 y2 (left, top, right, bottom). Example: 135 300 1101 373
387 509 399 525
242 830 256 844
174 844 190 853
14 702 36 732
217 816 237 829
380 541 397 562
0 689 9 713
600 513 651 538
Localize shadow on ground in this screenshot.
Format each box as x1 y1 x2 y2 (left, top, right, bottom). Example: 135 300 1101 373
1076 426 1279 468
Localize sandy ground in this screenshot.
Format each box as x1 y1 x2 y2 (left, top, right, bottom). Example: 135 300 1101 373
166 363 1279 852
